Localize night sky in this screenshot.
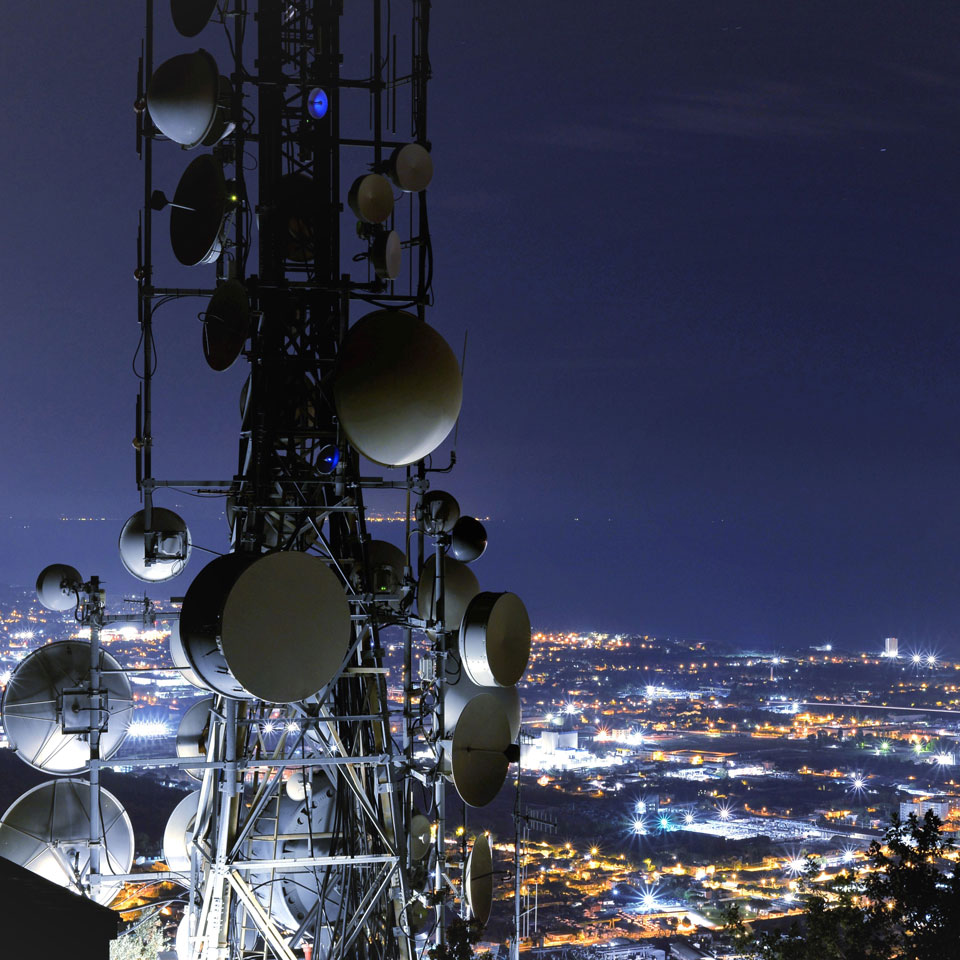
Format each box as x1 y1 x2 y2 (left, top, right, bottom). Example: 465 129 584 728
3 1 960 651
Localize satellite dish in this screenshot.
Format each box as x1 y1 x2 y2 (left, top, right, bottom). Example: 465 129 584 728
347 173 394 223
118 507 192 582
163 790 200 872
202 280 250 371
371 229 402 280
465 833 494 925
175 912 197 960
443 650 521 741
449 694 511 807
35 563 82 611
410 814 432 861
247 776 340 932
334 310 462 466
460 592 531 688
170 154 229 266
349 540 406 607
387 143 433 192
0 779 134 906
1 641 133 774
176 696 213 780
147 50 232 148
168 621 205 689
180 552 351 702
285 769 311 802
416 557 480 633
418 490 460 535
171 0 218 37
450 516 487 563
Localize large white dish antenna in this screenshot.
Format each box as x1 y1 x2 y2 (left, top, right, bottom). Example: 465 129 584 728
176 696 214 780
147 50 230 148
416 557 480 634
371 229 402 280
163 790 200 873
449 693 511 808
118 507 192 582
0 779 134 905
248 775 340 931
387 143 433 193
170 154 228 266
465 832 493 925
450 515 487 563
180 552 350 702
443 650 521 742
2 641 133 774
333 310 462 467
35 563 82 611
459 592 531 688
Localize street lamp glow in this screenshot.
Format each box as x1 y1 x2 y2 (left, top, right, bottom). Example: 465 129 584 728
926 654 937 666
631 818 647 836
786 857 806 875
911 653 923 665
684 812 695 825
658 815 671 831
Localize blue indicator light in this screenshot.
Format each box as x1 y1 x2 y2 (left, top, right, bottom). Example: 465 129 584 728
307 87 329 120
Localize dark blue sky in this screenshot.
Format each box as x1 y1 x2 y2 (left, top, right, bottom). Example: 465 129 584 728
3 1 960 651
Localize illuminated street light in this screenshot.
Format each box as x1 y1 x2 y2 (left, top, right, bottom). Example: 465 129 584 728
684 812 695 825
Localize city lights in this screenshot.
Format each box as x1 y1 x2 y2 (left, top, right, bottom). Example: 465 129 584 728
128 718 171 738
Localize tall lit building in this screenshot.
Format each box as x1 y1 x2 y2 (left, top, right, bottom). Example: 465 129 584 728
884 637 898 658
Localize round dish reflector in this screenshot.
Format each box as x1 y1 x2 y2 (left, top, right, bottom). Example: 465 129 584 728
171 0 218 37
163 790 200 873
170 154 228 265
202 280 250 371
418 490 460 535
416 557 480 634
168 621 205 689
450 693 510 807
371 229 402 279
176 696 214 780
2 641 133 774
180 552 351 702
347 173 394 223
443 650 521 741
118 507 192 582
147 50 228 148
350 539 406 607
334 310 462 466
410 814 431 861
465 832 493 925
450 516 488 563
460 592 531 687
0 779 134 905
36 563 82 611
388 143 433 192
306 86 329 120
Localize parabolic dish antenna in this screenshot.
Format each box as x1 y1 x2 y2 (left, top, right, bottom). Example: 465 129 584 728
465 833 494 925
176 696 214 780
0 779 134 906
443 650 521 742
35 563 82 611
410 813 432 861
147 50 229 148
449 693 511 808
347 173 394 223
460 592 531 687
2 641 133 774
118 506 192 582
387 142 433 193
163 790 200 873
248 776 340 932
333 310 462 466
202 280 250 371
450 515 488 563
170 154 229 266
416 557 480 634
180 552 350 702
350 539 406 608
168 621 205 689
171 0 218 37
371 229 402 280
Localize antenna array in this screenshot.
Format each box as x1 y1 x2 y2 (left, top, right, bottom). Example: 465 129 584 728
0 4 533 960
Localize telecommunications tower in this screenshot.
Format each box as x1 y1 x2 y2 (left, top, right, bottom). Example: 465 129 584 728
0 3 534 959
